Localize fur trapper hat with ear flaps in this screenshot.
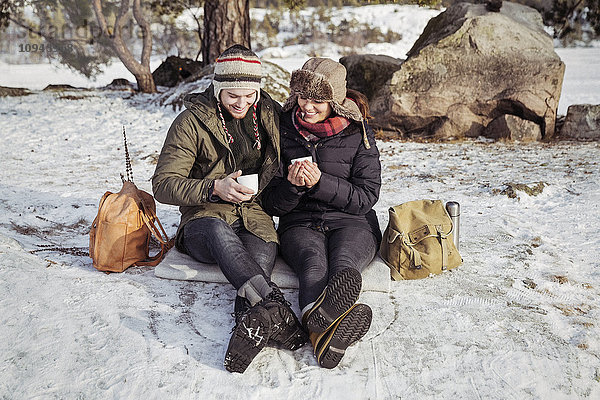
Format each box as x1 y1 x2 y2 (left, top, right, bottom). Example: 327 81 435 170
283 58 363 122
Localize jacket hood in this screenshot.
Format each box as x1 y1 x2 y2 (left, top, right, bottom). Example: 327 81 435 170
183 85 216 112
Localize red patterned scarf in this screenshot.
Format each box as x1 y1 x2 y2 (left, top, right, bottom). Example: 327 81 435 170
293 106 350 142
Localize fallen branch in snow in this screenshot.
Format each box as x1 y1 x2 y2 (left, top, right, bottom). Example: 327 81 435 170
30 245 88 257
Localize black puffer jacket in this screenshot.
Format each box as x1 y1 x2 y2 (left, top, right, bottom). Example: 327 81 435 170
261 109 381 242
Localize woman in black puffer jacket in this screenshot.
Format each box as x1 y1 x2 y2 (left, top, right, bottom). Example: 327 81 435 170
261 57 382 369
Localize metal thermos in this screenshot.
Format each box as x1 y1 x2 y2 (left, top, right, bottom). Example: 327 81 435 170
445 201 460 251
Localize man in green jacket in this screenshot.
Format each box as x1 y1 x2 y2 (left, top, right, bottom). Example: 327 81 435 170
152 45 306 373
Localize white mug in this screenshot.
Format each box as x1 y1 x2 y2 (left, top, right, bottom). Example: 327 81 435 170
237 173 259 194
291 156 313 164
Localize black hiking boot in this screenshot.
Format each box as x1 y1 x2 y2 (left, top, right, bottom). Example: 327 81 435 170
313 303 372 369
224 303 272 373
305 268 362 334
261 285 308 351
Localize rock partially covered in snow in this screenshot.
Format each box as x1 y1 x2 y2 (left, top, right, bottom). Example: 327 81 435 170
369 2 564 140
260 60 291 105
152 56 204 88
101 79 136 91
42 84 86 91
560 104 600 140
0 85 32 97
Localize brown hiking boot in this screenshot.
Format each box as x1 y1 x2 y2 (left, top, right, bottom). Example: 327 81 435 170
305 268 362 334
312 303 372 369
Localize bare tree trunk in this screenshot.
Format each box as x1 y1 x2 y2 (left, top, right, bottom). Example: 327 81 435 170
134 71 156 93
91 0 156 93
183 4 204 62
202 0 251 66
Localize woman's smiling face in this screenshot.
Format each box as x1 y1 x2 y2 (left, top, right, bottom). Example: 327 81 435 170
297 97 332 123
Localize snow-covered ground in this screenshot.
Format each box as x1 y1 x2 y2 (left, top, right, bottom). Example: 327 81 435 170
0 59 165 91
1 5 600 400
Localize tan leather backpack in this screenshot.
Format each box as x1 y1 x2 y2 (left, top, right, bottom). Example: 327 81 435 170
379 199 462 280
89 180 172 272
89 128 172 272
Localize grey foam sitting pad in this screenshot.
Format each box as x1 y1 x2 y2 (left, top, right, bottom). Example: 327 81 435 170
155 248 391 293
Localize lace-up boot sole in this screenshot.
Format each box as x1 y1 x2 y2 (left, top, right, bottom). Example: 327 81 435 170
264 301 308 350
224 305 271 373
315 303 372 369
306 268 362 334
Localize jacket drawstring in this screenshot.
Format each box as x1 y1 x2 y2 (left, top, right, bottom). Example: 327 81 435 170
361 120 371 149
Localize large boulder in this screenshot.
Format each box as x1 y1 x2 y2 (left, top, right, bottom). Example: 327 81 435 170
559 104 600 140
260 60 292 105
340 54 402 102
369 1 565 140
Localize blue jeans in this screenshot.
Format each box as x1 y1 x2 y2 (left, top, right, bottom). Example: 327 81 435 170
280 226 377 310
182 217 277 290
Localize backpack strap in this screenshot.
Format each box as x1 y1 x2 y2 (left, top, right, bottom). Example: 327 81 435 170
89 191 113 261
402 236 423 270
436 225 449 270
410 244 422 269
388 262 404 281
137 204 174 267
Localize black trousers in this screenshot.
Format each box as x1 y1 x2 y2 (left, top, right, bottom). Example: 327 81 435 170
182 217 277 290
280 226 377 310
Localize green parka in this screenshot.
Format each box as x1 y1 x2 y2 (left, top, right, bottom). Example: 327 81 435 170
152 85 281 250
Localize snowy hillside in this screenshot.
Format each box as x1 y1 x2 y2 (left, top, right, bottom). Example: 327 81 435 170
1 4 600 400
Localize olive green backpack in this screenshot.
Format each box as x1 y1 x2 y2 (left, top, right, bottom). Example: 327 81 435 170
379 200 462 280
